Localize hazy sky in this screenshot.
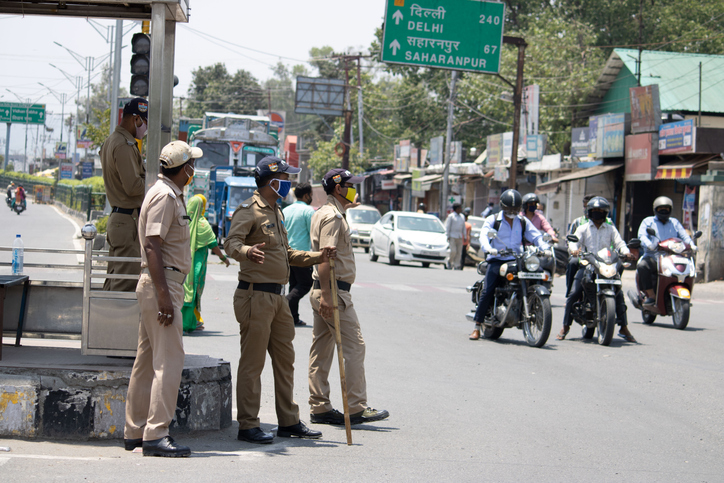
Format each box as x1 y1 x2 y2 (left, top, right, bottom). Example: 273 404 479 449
0 1 385 159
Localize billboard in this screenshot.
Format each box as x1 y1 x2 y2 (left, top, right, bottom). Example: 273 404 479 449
571 127 589 158
659 119 695 155
525 134 546 163
625 133 658 181
429 136 444 165
630 85 661 134
522 84 539 135
294 76 345 117
486 133 504 167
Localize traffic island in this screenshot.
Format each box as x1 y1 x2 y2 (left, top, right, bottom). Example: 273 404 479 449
0 345 232 440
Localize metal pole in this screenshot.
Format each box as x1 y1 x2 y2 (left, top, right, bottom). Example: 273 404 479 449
357 57 364 157
24 102 29 173
441 70 457 219
107 25 114 104
509 41 527 190
342 57 352 171
59 94 65 143
4 123 10 171
161 17 176 148
110 20 123 134
146 3 166 191
698 62 702 127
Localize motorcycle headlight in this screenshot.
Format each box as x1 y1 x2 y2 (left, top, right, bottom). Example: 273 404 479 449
671 242 685 254
499 263 508 277
599 264 617 278
477 262 487 276
525 256 540 272
661 257 675 277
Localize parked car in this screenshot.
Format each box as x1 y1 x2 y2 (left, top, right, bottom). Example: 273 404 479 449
369 211 450 268
347 205 381 253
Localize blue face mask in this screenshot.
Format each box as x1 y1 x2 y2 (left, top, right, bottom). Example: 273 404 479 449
269 179 291 199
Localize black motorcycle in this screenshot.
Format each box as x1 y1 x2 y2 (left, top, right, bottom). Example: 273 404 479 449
566 235 640 345
12 199 26 215
466 247 553 348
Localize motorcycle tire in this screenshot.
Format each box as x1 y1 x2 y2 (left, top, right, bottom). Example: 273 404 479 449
482 325 504 340
641 311 656 325
597 296 616 346
671 298 690 330
582 326 595 339
523 293 552 348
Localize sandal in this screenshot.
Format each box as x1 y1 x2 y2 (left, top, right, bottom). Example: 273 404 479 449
556 327 570 340
618 332 637 343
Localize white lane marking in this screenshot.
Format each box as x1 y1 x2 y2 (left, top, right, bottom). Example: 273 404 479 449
0 457 9 466
51 204 85 263
0 454 118 461
377 283 420 292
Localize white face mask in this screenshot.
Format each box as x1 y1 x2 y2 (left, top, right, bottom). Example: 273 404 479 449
135 117 147 139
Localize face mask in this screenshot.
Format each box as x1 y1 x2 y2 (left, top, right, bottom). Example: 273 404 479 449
656 209 670 222
589 211 606 221
526 204 536 213
269 179 291 198
184 164 195 186
343 186 357 203
135 118 148 139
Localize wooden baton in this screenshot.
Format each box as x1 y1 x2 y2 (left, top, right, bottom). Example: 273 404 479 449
329 258 353 445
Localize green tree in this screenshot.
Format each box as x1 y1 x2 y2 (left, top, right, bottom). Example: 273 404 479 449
186 63 266 118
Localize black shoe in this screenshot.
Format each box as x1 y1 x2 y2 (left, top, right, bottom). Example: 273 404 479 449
237 427 274 444
142 436 190 457
310 409 345 425
277 421 322 439
123 438 142 451
350 407 389 424
294 320 307 327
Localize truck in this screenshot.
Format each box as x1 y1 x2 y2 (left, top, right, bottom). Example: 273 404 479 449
187 113 280 239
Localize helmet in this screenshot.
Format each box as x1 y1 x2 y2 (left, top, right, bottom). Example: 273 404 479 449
499 189 522 217
463 207 471 215
653 196 673 222
522 193 539 212
587 196 610 221
418 202 426 210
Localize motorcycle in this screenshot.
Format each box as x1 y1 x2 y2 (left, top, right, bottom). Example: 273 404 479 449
5 196 12 208
566 235 640 346
12 199 26 215
627 227 702 330
465 231 553 348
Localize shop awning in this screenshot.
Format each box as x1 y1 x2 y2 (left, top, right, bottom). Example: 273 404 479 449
655 157 713 180
535 163 623 194
393 173 412 181
411 174 443 192
526 154 562 173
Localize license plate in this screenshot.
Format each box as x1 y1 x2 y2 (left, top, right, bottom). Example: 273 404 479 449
519 272 545 279
595 279 621 285
421 250 440 256
673 256 690 264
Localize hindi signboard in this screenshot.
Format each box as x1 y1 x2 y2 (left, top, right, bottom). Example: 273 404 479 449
381 0 505 74
659 119 695 155
0 102 46 124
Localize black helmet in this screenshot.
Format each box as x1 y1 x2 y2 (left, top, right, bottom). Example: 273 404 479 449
653 196 672 222
499 189 522 216
522 193 539 212
587 196 610 221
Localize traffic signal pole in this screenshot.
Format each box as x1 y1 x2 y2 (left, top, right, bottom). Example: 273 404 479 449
109 20 123 134
146 3 165 191
161 18 176 148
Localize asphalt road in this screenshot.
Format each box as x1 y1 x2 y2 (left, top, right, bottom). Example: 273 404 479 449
1 202 723 482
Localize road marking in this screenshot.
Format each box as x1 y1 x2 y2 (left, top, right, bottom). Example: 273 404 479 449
0 454 118 461
0 457 8 467
51 204 85 262
377 283 420 292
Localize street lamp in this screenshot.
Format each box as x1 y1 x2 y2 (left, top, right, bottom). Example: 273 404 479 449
38 83 69 143
5 89 44 173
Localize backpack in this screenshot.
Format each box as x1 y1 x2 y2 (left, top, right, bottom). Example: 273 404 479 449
492 214 526 246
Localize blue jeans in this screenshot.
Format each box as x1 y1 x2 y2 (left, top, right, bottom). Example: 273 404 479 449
473 260 504 323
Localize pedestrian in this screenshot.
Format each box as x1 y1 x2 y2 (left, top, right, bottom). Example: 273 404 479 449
224 156 334 445
461 207 472 268
283 182 315 327
445 202 466 270
417 202 427 213
123 140 201 457
181 194 230 333
100 97 148 292
308 168 389 426
481 202 494 218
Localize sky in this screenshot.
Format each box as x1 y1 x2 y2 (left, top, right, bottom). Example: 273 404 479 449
0 1 385 164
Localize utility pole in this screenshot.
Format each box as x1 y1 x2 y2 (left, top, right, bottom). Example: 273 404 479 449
698 62 702 127
637 0 644 86
503 36 527 190
441 70 457 218
342 56 352 170
357 57 364 157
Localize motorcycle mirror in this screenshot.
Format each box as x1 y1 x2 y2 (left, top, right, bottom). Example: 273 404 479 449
646 227 656 237
627 238 641 249
487 229 498 239
567 234 579 243
694 230 703 240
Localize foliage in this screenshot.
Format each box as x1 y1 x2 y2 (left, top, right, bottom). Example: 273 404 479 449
186 63 266 118
95 215 109 234
84 107 112 150
0 170 54 185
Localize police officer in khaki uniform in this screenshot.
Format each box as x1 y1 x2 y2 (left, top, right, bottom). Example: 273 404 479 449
308 168 389 426
123 141 201 458
101 97 148 292
224 156 334 445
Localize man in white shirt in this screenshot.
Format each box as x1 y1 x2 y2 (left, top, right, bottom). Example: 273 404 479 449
559 196 637 343
445 202 466 270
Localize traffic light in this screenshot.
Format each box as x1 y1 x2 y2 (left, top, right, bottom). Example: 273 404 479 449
130 33 150 97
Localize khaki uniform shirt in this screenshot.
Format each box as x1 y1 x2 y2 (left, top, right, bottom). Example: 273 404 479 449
138 175 192 275
224 191 321 285
101 125 146 209
311 195 355 284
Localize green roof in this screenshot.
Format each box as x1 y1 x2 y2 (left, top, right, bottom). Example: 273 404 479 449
590 48 724 115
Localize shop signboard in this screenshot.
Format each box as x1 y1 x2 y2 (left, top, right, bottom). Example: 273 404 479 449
588 116 598 157
60 163 73 179
598 113 625 158
525 134 546 163
630 85 661 134
81 161 94 179
571 127 589 158
486 133 503 167
624 133 658 181
659 119 695 154
522 84 539 135
429 136 444 165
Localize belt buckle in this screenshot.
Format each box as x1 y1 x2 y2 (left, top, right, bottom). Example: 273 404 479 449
280 285 286 296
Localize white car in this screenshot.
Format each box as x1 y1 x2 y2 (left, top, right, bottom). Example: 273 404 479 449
347 205 381 253
369 211 450 268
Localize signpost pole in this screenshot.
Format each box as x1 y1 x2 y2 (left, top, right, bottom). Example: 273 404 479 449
3 123 9 171
441 70 457 219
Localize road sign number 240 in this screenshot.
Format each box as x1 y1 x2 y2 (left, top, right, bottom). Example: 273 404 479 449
480 15 501 25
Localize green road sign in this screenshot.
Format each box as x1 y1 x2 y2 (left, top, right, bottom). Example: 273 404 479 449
0 102 46 124
381 0 505 74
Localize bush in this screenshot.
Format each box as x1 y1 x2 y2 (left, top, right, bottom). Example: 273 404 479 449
95 215 109 234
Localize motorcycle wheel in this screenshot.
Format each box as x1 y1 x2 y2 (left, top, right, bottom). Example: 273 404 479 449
388 244 399 265
642 311 656 325
482 325 504 340
671 298 690 330
523 293 552 348
582 326 595 339
369 245 378 262
597 296 616 346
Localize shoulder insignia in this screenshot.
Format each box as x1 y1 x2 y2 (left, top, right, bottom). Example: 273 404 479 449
127 140 136 146
168 191 177 200
335 213 343 219
241 203 249 208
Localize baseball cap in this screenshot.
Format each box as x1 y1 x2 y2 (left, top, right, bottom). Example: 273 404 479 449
123 97 149 121
159 141 203 168
255 156 301 178
322 168 365 188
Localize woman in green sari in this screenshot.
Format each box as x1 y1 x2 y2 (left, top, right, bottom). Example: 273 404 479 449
182 194 230 332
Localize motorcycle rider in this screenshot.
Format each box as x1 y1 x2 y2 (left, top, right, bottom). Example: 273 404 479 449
521 193 558 243
637 196 694 305
6 181 15 205
565 195 595 296
558 196 637 342
13 184 26 210
469 189 550 340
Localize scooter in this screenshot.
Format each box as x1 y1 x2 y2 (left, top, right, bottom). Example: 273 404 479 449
12 199 26 215
627 227 702 330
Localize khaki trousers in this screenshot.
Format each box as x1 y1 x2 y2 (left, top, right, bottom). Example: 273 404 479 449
124 273 185 441
308 288 367 415
104 211 141 292
233 287 299 430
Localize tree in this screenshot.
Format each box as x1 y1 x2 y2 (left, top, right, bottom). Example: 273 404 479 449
186 63 266 118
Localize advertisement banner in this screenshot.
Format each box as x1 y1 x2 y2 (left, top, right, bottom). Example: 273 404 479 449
54 142 68 159
525 134 546 163
683 185 697 212
81 161 94 179
571 128 589 158
599 113 625 158
630 85 661 134
486 133 503 167
76 126 92 149
450 141 462 164
588 116 598 157
659 119 695 155
60 163 73 179
429 136 444 165
624 133 657 181
522 84 539 135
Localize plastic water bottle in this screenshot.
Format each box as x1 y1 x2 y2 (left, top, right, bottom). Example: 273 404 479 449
12 234 24 275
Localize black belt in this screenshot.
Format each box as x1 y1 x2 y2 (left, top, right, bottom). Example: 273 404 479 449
313 279 351 292
164 266 181 273
237 280 284 295
111 207 138 215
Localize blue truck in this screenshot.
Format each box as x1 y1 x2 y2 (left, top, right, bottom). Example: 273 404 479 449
205 166 258 243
